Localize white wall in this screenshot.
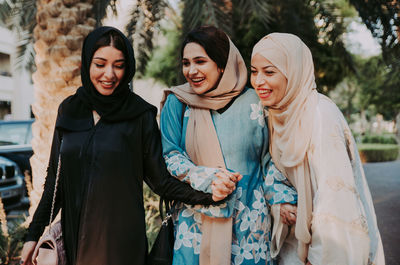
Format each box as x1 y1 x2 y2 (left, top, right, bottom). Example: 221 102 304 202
0 27 34 120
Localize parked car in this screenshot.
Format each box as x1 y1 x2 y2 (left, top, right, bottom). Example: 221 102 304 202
0 156 25 210
0 120 33 210
0 119 34 175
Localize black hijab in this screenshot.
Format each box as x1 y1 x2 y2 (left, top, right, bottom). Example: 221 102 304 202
56 26 155 131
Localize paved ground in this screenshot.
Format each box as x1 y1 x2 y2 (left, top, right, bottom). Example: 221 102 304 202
364 160 400 265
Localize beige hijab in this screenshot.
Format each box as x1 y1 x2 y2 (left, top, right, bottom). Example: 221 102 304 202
161 38 247 265
252 33 319 262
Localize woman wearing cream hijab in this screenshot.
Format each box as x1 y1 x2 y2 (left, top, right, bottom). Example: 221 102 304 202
160 26 297 265
250 33 385 265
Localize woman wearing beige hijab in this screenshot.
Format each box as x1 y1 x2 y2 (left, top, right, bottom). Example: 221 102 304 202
250 32 385 265
160 26 297 265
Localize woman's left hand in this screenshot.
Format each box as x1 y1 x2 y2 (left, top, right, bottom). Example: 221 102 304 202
280 203 297 225
211 169 242 201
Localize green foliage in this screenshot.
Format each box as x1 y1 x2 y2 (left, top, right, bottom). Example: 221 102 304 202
355 55 400 120
146 0 356 92
93 0 117 27
358 143 399 162
0 220 28 265
0 0 117 72
181 0 233 37
361 134 398 145
235 0 357 92
349 0 400 59
126 0 168 76
349 0 400 120
145 27 182 87
0 0 36 72
143 183 161 249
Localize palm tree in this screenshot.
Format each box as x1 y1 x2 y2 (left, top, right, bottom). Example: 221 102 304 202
28 0 97 217
125 0 168 76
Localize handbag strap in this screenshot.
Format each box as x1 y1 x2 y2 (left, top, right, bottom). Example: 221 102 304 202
49 139 63 228
159 198 176 224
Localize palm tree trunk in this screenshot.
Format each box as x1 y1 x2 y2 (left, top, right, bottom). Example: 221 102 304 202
28 0 96 218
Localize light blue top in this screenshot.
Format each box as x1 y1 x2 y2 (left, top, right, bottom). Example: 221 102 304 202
160 88 297 265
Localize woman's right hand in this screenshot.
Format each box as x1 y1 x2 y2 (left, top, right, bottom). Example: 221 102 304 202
211 169 242 201
280 203 297 225
20 241 37 265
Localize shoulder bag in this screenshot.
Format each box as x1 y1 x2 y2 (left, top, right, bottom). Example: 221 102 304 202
31 144 67 265
147 199 176 265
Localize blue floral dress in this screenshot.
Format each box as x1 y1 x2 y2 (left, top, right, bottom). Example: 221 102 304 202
160 88 297 265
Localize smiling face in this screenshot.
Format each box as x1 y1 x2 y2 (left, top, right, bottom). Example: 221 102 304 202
250 53 287 107
90 46 126 96
182 42 223 95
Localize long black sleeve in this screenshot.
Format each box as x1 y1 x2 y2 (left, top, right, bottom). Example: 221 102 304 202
142 111 215 205
25 127 62 242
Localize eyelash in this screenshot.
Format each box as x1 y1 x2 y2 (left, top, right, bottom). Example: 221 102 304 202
182 60 207 67
251 70 275 75
94 63 125 69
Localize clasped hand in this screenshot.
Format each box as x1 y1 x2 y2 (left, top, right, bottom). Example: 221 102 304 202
211 169 242 201
280 203 297 226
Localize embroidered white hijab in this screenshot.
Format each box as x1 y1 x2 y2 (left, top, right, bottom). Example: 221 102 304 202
252 33 319 261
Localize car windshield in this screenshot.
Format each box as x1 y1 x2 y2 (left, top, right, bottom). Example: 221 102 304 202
0 123 32 145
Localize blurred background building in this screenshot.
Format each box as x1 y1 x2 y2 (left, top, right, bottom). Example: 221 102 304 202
0 26 33 120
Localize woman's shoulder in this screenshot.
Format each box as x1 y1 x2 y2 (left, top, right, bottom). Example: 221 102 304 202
236 87 260 104
316 93 347 127
163 91 185 112
166 92 181 104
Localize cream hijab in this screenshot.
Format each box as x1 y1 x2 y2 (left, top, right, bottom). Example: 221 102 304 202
162 38 247 265
252 33 319 261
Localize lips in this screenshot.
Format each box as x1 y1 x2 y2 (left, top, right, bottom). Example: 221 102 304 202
190 77 205 86
257 88 272 99
99 80 115 89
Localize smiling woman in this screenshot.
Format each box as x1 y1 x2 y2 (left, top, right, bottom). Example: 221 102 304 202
158 25 298 265
181 42 223 95
89 46 125 96
251 32 384 265
20 26 224 265
250 53 287 107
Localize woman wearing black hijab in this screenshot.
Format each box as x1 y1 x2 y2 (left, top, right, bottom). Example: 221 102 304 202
21 26 226 265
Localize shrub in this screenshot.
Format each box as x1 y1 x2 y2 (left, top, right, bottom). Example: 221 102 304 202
143 183 161 249
358 144 399 162
361 134 398 144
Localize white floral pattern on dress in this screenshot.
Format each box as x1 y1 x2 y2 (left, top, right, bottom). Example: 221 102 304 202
174 222 195 249
232 237 254 265
161 90 297 265
250 102 266 127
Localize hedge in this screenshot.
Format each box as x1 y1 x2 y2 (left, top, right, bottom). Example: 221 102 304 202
361 134 398 145
358 144 399 163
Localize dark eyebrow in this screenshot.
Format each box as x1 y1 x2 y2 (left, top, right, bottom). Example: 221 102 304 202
92 57 125 63
250 65 276 69
182 56 208 61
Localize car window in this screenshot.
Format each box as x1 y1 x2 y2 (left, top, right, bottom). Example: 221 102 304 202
0 123 31 145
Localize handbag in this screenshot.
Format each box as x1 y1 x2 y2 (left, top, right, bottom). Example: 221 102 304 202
32 146 67 265
147 199 176 265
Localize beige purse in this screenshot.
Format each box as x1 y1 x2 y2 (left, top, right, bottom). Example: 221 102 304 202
32 151 67 265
